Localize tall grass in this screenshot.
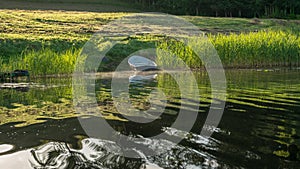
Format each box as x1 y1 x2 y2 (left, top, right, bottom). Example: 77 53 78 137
0 48 80 76
157 30 300 69
156 38 202 69
210 30 300 68
0 39 85 58
0 30 299 76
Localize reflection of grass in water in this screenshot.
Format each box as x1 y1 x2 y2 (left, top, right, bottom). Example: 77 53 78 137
198 70 300 162
0 81 73 108
95 88 163 120
0 70 299 164
155 70 300 118
226 70 300 113
157 72 213 113
224 70 300 159
0 79 75 127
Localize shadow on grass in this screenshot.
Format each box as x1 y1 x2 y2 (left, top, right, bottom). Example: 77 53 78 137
0 38 85 59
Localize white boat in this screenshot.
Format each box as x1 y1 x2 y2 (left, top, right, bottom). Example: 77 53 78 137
128 55 158 71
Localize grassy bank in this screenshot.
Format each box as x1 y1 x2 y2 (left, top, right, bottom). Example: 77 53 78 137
1 10 300 75
157 31 300 69
211 31 300 68
0 48 80 76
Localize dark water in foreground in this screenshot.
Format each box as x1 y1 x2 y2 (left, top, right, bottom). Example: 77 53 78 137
0 69 299 169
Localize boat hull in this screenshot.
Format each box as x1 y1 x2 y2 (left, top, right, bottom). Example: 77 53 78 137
128 55 158 71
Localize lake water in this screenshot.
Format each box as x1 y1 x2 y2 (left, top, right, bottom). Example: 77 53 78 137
0 69 299 168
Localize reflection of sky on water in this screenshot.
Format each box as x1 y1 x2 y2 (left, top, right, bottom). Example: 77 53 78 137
0 133 222 169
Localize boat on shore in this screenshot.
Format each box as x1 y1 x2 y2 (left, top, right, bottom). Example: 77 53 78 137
128 55 158 71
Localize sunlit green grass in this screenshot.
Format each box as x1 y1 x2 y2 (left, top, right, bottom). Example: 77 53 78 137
0 48 80 76
157 30 300 69
1 31 299 75
0 10 126 40
1 9 300 75
184 16 300 34
210 30 300 68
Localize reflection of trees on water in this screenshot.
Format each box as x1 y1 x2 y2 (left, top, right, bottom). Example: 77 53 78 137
0 78 73 109
27 134 221 169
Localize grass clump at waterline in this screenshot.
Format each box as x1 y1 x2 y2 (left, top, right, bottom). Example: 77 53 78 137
2 30 299 76
210 30 300 68
0 48 80 76
157 30 300 69
1 9 300 74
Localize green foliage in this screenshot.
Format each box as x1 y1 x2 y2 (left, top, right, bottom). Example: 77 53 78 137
2 30 299 75
0 39 85 59
1 10 300 75
132 0 300 18
184 16 300 34
0 48 80 76
0 10 126 41
210 30 300 68
157 30 300 69
156 38 202 69
98 37 156 72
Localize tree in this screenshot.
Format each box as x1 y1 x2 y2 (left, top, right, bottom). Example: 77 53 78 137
125 0 300 18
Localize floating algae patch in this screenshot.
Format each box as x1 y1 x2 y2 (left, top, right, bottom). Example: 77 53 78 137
0 97 131 127
0 99 75 127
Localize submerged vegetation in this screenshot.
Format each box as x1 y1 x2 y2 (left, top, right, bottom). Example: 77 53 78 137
0 10 300 75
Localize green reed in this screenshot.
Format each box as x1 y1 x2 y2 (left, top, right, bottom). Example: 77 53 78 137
210 30 300 68
0 47 80 76
1 30 299 76
156 38 202 69
157 30 300 69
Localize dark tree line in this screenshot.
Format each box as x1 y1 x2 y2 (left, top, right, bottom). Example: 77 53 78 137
126 0 300 18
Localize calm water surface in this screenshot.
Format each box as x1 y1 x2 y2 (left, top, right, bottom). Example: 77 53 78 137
0 69 299 168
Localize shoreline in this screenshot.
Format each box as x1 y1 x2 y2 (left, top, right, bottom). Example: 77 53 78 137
0 10 299 76
12 66 300 79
